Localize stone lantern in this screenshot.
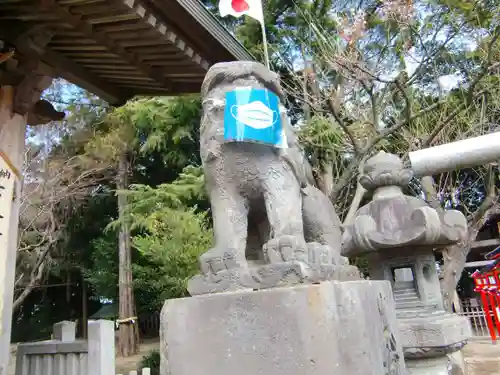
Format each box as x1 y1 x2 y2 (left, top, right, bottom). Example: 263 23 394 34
342 151 471 374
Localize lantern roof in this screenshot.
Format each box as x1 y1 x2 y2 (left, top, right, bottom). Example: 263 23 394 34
342 151 468 256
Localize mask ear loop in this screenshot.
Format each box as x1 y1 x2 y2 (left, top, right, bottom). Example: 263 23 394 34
230 88 251 142
277 104 289 149
230 104 245 141
201 98 226 133
202 98 225 107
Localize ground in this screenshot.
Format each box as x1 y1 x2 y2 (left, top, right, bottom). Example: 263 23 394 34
115 338 159 374
117 339 500 374
463 339 500 375
8 338 500 374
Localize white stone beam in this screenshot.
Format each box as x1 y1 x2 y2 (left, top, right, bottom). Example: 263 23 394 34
409 132 500 177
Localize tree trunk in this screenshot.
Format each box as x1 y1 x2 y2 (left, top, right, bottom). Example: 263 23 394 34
300 46 311 122
66 272 71 303
12 243 51 311
420 176 441 210
343 181 366 225
316 162 334 196
440 231 476 312
82 275 88 339
116 152 139 357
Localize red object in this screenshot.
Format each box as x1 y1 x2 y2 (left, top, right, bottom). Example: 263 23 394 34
473 275 497 341
231 0 249 12
472 257 500 342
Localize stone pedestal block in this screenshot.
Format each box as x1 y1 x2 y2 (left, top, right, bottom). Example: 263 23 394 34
399 312 470 355
405 357 450 375
160 280 406 375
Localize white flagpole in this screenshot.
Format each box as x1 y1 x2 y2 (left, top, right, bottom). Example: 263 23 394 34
219 0 269 68
260 20 270 69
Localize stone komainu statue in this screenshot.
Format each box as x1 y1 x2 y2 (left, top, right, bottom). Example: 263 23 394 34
188 61 358 295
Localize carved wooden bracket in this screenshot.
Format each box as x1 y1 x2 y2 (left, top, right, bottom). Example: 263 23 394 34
15 26 55 57
14 72 51 114
27 99 65 126
0 25 64 124
13 73 65 126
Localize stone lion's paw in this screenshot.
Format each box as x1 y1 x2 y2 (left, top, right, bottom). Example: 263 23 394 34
199 248 248 275
263 235 308 264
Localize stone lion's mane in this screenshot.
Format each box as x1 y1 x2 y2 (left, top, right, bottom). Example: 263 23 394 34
200 61 284 101
199 61 315 187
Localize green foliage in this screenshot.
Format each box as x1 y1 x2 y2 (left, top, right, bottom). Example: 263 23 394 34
79 95 205 313
84 95 201 168
119 170 212 300
139 350 160 375
350 256 369 278
85 230 181 313
84 167 211 312
297 115 350 178
137 96 201 160
121 166 206 227
132 206 211 299
85 233 119 301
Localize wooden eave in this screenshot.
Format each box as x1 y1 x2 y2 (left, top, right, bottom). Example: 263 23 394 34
0 0 253 104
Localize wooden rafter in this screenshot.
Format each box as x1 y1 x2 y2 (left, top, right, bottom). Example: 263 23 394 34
43 49 128 104
37 0 177 91
0 22 125 104
0 0 252 99
120 0 209 71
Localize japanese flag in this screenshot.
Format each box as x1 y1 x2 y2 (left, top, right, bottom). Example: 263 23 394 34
219 0 264 24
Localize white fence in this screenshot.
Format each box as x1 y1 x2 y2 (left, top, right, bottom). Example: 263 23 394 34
458 298 495 338
117 370 150 375
15 320 151 375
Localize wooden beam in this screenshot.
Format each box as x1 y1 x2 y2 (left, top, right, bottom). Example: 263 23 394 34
38 0 176 92
83 64 136 70
42 48 127 104
140 54 186 62
88 64 203 75
121 0 209 71
471 238 500 249
0 25 56 114
27 99 65 125
99 75 154 82
141 81 202 94
0 22 126 104
52 45 108 51
95 22 150 33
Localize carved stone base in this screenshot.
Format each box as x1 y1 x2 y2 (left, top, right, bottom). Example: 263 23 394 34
399 312 471 360
187 261 360 296
161 280 406 375
405 356 451 375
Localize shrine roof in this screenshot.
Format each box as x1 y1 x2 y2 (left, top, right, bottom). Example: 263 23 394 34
485 246 500 260
0 0 253 104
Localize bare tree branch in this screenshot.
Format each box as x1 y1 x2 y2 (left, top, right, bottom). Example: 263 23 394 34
327 97 360 154
330 100 444 201
466 27 500 105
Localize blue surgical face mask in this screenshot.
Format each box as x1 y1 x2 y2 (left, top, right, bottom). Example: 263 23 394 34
230 100 278 130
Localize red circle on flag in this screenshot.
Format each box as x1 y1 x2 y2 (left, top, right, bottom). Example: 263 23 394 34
231 0 249 12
